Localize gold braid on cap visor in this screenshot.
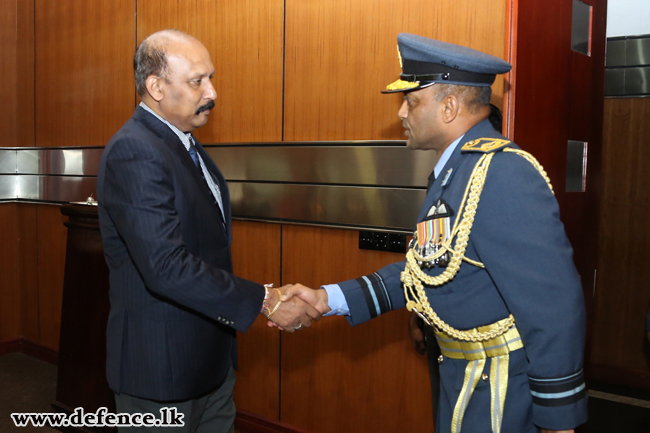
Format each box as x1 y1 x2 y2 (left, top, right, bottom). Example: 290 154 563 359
385 79 420 91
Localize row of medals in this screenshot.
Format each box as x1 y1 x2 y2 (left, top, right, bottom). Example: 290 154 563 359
410 198 452 269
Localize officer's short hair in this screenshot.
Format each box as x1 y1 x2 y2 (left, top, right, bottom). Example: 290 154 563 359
434 84 492 113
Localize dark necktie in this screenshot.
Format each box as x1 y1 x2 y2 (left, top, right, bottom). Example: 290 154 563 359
186 138 226 226
187 141 201 170
426 171 436 192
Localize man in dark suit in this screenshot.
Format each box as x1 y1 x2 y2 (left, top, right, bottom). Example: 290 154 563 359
281 34 587 433
97 29 320 432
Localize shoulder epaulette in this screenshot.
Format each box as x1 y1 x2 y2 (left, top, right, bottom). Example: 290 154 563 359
461 138 511 153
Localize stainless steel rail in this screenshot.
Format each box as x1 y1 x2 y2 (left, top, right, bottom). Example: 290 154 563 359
0 143 436 232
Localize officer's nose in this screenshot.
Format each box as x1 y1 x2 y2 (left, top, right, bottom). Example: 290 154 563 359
398 99 408 120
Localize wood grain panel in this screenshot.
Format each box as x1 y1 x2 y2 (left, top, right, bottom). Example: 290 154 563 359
511 0 572 182
284 0 507 141
591 98 650 376
0 204 22 341
0 204 38 342
137 0 284 143
0 0 34 147
280 225 433 432
36 204 68 350
511 0 607 366
35 0 135 147
17 204 39 342
231 221 282 420
561 0 606 356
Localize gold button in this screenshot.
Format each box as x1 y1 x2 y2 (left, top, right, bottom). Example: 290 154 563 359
438 355 444 364
482 374 489 381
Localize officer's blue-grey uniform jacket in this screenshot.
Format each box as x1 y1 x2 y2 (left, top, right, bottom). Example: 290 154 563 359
338 119 588 432
97 106 264 401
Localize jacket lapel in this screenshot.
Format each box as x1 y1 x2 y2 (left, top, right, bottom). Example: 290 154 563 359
193 139 231 237
133 107 228 232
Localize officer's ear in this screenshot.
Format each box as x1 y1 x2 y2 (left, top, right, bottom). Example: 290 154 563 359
146 75 165 102
441 94 460 124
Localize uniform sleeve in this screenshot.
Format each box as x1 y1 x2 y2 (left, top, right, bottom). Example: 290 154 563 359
338 261 406 326
472 151 588 429
100 137 264 332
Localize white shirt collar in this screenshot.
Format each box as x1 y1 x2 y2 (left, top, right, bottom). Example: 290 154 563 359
434 134 464 179
139 102 193 150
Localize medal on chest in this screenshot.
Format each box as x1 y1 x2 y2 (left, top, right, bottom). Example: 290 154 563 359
410 198 453 268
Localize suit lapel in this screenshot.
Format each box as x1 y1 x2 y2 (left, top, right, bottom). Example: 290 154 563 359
193 139 231 237
133 107 228 232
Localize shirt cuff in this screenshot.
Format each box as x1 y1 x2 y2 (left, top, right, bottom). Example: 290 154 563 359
322 284 350 316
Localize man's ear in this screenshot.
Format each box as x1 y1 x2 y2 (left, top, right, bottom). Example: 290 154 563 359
145 75 164 102
441 94 460 123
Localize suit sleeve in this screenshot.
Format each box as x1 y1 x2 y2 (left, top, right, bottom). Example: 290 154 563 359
338 261 406 326
472 151 588 429
101 137 264 332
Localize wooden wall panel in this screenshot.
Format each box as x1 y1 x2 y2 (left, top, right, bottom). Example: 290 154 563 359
284 0 507 141
591 98 650 374
0 204 38 342
511 0 572 178
17 204 39 342
0 0 34 147
0 204 22 341
280 226 433 432
36 204 68 350
511 0 607 368
231 221 282 420
35 0 135 147
137 0 284 143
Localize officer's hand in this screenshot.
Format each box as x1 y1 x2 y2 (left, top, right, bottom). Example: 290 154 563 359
409 311 426 355
263 284 321 332
280 283 331 314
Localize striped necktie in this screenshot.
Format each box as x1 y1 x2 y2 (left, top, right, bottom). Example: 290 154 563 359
187 141 201 169
186 138 225 222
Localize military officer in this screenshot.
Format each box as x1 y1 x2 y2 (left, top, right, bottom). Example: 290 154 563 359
279 33 588 433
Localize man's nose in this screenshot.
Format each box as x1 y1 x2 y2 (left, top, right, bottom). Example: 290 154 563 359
398 99 408 119
205 81 217 100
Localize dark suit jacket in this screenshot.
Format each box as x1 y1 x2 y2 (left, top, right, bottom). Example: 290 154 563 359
97 106 264 401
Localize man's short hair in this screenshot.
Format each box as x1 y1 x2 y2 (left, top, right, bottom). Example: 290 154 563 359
434 84 492 113
133 29 193 97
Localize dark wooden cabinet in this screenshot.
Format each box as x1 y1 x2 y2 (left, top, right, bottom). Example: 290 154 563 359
53 204 115 432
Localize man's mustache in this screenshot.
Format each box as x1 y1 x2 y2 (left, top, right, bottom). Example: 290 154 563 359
195 100 215 115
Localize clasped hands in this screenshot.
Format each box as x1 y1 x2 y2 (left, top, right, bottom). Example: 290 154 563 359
261 284 330 332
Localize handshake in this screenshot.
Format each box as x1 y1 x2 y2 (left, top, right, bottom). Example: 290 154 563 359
260 284 332 332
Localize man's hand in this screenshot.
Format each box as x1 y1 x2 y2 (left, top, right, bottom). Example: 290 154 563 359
262 284 321 332
280 284 331 314
408 311 426 355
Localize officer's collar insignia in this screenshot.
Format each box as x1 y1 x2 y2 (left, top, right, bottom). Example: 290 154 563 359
461 138 511 153
441 168 454 187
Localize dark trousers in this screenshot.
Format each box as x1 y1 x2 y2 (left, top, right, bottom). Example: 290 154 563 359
114 366 236 433
424 325 442 422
